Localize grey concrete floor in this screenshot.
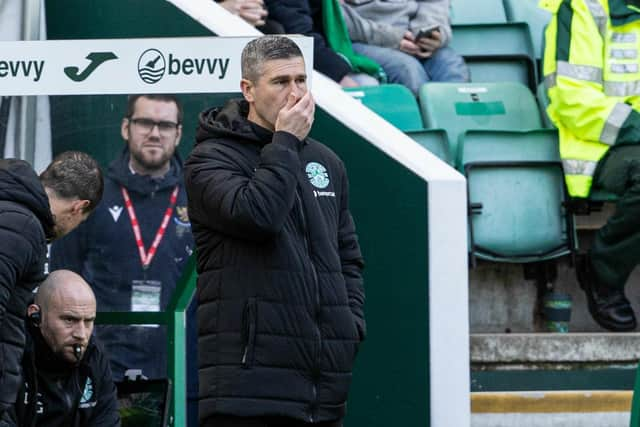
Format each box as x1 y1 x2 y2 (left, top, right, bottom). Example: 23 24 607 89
469 204 640 334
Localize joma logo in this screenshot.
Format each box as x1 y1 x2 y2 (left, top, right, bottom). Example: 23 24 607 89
64 52 118 82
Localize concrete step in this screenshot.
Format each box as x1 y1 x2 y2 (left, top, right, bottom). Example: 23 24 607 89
469 259 640 333
470 333 639 396
471 333 640 364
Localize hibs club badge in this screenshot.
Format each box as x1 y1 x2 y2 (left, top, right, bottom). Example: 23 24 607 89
305 162 330 189
79 377 95 408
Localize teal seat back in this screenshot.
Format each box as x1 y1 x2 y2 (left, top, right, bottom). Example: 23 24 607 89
460 129 573 263
345 84 423 131
466 56 536 91
419 82 542 164
405 129 453 165
451 0 507 24
503 0 552 59
450 22 538 89
450 23 535 59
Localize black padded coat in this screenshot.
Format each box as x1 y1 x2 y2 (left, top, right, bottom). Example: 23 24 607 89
0 160 54 421
12 324 120 427
184 99 365 423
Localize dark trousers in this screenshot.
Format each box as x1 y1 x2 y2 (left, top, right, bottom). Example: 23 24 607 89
201 414 343 427
591 145 640 290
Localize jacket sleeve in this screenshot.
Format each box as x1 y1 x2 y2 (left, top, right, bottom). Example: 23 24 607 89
337 166 365 341
49 219 89 274
546 0 640 145
265 0 353 82
185 132 302 242
0 212 39 321
0 407 17 426
341 3 406 48
410 0 453 47
89 347 121 427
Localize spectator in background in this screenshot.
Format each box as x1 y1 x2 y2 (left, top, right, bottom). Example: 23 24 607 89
265 0 383 87
217 0 284 34
49 95 197 422
12 270 120 427
185 35 365 427
543 0 640 332
341 0 469 95
0 152 103 426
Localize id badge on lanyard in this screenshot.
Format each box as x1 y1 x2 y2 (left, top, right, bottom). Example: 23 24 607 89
122 186 178 326
131 279 162 311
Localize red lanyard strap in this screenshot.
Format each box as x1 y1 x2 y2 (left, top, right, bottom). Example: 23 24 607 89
121 185 179 269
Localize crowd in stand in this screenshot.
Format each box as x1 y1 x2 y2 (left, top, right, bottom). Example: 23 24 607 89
220 0 469 92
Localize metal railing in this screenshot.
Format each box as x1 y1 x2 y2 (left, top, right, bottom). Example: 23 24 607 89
96 255 197 426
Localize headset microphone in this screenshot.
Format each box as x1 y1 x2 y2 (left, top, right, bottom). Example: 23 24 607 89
29 307 41 326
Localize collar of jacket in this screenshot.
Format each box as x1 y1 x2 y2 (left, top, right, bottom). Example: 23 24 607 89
107 147 182 196
196 99 309 148
249 120 309 147
609 0 640 25
249 120 276 146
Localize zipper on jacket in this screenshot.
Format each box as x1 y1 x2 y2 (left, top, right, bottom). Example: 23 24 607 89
241 297 257 368
295 187 321 422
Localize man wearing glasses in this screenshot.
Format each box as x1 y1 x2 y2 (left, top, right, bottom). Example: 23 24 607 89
50 95 195 388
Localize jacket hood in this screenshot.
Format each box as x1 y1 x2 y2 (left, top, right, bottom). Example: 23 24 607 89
0 159 54 237
195 98 266 146
107 146 183 195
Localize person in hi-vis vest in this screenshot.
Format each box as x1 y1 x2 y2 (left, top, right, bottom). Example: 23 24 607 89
543 0 640 331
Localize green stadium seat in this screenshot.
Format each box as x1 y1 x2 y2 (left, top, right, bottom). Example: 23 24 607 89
450 22 537 90
419 82 542 165
451 0 507 24
503 0 552 59
460 129 574 263
466 55 537 91
405 129 453 165
450 23 535 59
345 84 424 131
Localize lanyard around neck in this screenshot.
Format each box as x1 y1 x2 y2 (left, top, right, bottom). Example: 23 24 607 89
121 186 179 269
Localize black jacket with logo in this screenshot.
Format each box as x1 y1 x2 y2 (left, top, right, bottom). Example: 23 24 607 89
0 160 54 421
12 322 120 427
184 99 365 423
50 148 194 381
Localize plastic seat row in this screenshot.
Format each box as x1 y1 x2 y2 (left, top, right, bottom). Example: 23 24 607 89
451 0 551 59
345 85 452 165
449 0 553 91
346 82 574 265
421 82 573 263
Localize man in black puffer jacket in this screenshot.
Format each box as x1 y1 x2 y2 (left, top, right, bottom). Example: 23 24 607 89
185 36 365 427
0 152 103 426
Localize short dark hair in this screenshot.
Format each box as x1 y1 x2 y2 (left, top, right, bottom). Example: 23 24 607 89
126 94 183 124
241 36 304 82
39 151 103 213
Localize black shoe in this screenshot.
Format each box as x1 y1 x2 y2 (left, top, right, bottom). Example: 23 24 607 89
576 254 637 332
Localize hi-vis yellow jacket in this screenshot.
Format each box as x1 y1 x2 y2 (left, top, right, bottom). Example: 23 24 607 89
542 0 640 197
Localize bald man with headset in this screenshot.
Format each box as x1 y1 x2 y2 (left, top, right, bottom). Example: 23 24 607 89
7 270 120 427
